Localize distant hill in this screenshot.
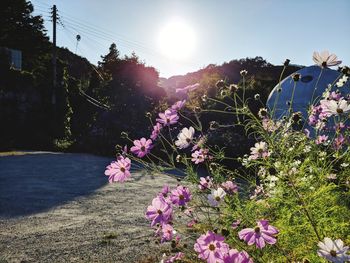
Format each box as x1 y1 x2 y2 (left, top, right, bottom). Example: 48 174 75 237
160 57 302 98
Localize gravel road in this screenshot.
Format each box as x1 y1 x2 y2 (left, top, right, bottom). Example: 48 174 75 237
0 153 177 262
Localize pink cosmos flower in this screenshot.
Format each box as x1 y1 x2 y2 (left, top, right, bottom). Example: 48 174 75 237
130 138 152 158
231 219 241 229
145 195 173 227
313 50 342 67
223 249 253 263
315 135 328 145
194 231 230 263
163 252 185 263
170 185 192 206
187 219 198 228
249 142 270 160
171 100 186 111
192 148 210 164
199 176 213 190
156 109 179 126
221 181 238 194
329 91 342 101
121 145 128 156
333 134 346 150
104 156 131 183
238 220 279 249
150 123 162 140
160 185 171 198
159 223 175 243
176 83 200 93
262 118 280 132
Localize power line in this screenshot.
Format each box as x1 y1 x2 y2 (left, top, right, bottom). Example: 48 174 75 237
32 1 205 69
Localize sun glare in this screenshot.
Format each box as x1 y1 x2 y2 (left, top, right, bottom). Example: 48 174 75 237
158 19 196 60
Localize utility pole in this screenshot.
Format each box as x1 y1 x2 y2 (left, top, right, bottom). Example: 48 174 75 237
52 4 57 106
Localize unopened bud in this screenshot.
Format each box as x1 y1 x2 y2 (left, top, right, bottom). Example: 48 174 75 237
284 59 290 67
120 131 128 139
210 121 219 130
216 80 225 89
292 73 301 82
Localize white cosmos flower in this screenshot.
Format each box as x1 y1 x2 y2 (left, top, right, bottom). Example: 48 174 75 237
208 187 226 207
321 98 350 116
317 237 350 263
175 127 195 149
313 50 342 67
336 75 348 88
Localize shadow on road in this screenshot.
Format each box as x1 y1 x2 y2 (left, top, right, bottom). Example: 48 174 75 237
0 153 110 218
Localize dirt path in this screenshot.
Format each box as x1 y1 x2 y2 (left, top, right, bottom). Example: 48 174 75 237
0 153 177 262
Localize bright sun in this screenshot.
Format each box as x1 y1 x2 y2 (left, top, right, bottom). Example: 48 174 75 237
158 19 196 60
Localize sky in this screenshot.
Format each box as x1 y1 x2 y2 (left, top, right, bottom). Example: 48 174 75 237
31 0 350 78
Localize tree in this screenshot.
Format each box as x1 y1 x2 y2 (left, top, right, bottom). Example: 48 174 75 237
0 0 50 70
98 43 120 74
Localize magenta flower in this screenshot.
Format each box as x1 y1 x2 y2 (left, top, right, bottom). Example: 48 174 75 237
187 219 198 228
231 220 241 229
333 134 346 150
160 185 171 198
160 223 175 243
223 249 253 263
150 123 162 140
156 109 179 126
194 231 230 263
163 252 184 263
192 148 210 164
315 135 328 145
170 185 192 206
198 176 213 190
221 181 238 194
238 220 279 249
146 195 172 227
171 100 186 111
130 138 152 158
104 156 131 183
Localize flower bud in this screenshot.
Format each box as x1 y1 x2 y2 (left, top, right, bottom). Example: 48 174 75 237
193 106 201 113
120 131 128 139
254 94 260 100
176 155 182 163
292 73 301 82
240 69 248 76
216 80 225 89
284 59 290 66
229 84 239 93
292 111 302 124
258 108 268 118
209 121 220 130
145 112 152 118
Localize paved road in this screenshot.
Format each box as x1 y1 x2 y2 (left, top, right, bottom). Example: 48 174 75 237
0 153 177 262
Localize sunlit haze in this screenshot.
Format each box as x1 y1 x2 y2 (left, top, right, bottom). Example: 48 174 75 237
158 18 196 61
31 0 350 78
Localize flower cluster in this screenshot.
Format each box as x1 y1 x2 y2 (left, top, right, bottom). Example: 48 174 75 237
104 51 350 262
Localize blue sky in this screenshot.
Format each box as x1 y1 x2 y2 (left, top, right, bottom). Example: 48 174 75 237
31 0 350 78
